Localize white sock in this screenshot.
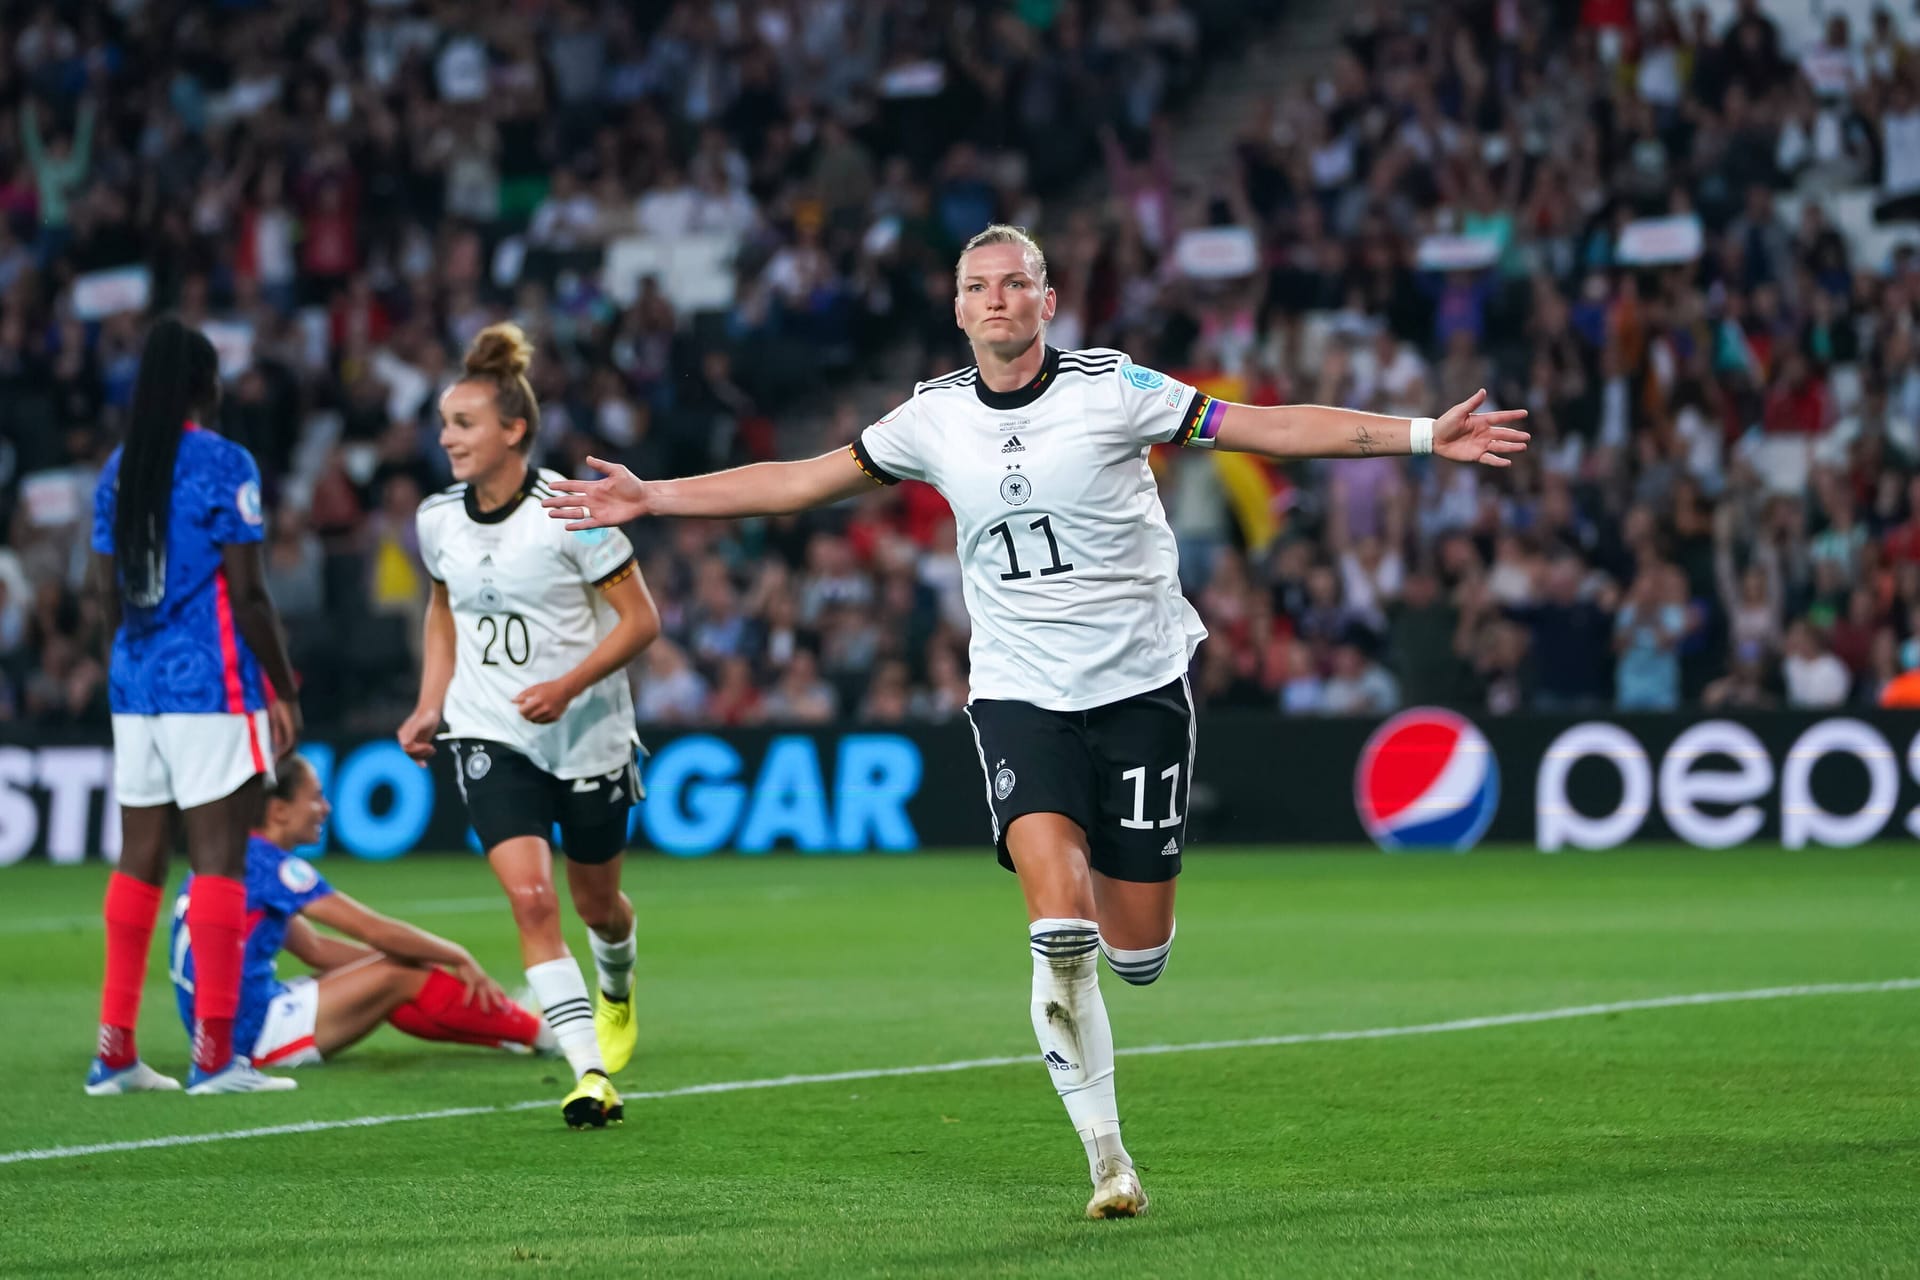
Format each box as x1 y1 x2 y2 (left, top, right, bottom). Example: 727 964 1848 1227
525 956 604 1079
1029 918 1131 1182
1100 921 1175 986
588 923 637 1001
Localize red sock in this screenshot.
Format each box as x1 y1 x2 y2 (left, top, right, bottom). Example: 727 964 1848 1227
187 875 248 1073
98 873 164 1068
388 968 544 1049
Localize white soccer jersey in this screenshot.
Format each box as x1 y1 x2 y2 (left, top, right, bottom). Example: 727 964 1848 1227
853 345 1222 712
417 468 639 778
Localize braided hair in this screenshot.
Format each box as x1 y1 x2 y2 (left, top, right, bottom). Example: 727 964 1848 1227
114 318 221 606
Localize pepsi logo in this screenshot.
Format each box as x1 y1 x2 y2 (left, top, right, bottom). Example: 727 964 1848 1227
1355 708 1500 852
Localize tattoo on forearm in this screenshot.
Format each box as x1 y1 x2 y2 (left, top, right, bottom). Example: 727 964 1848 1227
1352 425 1375 457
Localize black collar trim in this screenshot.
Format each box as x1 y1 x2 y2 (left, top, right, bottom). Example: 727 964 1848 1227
973 345 1061 411
465 465 538 524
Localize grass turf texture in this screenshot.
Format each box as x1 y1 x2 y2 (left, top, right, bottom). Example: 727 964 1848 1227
0 845 1916 1279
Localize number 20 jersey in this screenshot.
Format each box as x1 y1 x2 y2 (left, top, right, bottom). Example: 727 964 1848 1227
416 468 638 778
853 346 1213 713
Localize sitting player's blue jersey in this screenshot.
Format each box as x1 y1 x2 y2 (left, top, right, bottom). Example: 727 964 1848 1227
170 834 333 1054
92 427 269 714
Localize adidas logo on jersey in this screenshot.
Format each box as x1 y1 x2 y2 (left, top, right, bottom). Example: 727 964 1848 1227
1160 837 1180 857
1001 435 1025 454
1043 1049 1079 1072
479 554 494 566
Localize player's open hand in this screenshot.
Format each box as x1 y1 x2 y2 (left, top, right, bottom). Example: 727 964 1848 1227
513 679 575 724
542 457 649 529
1433 389 1531 468
451 957 506 1012
397 704 441 765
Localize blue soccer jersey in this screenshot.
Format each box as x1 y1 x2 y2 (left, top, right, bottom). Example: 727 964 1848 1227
91 427 269 714
170 834 334 1054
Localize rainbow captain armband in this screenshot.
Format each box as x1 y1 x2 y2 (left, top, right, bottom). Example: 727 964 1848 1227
1173 393 1227 449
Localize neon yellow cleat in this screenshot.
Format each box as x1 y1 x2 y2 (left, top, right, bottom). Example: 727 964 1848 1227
594 989 636 1076
561 1070 623 1130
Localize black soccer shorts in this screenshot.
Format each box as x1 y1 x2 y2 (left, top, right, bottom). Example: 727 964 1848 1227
962 676 1195 884
447 739 639 865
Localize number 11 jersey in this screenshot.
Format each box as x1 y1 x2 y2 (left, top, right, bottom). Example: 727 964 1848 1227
416 467 639 778
852 345 1214 712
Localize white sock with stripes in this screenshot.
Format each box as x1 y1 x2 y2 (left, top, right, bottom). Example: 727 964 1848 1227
1100 921 1175 986
588 923 637 1001
1029 918 1130 1182
525 956 604 1079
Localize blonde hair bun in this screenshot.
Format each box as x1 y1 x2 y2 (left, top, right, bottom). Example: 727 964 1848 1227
464 322 534 381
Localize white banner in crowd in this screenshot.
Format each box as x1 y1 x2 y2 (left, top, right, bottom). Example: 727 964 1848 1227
1616 215 1704 266
602 233 740 312
201 319 256 381
1173 226 1261 280
1414 234 1501 273
70 266 152 321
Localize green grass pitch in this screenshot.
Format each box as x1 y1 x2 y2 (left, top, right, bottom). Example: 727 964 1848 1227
1 846 1916 1278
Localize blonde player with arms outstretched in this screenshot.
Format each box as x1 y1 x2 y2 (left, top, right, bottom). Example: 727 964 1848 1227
399 323 661 1129
544 226 1529 1209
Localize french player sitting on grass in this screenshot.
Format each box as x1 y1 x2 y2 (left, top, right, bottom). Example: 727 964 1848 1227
169 755 552 1068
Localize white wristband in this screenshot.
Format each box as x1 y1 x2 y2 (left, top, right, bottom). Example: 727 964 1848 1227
1410 417 1435 456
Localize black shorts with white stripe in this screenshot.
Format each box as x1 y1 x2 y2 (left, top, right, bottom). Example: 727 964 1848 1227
962 677 1196 884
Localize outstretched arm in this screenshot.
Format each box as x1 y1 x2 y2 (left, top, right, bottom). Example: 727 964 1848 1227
542 449 877 529
303 890 505 1009
1213 388 1530 467
283 915 376 972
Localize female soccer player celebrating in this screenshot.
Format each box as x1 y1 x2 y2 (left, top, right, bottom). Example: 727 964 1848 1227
399 323 660 1129
543 226 1529 1213
86 317 303 1097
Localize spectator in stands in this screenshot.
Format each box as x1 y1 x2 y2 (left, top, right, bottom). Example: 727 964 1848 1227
1781 619 1852 707
1508 557 1612 712
1385 570 1466 707
1704 641 1778 709
704 656 765 727
1320 640 1399 716
759 647 836 725
635 640 709 726
1613 565 1687 711
17 0 1920 731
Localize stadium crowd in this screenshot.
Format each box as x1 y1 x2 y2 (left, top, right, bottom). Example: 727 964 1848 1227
2 0 1919 731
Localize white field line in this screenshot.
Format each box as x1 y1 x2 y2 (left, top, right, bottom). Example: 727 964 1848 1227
3 977 1915 1167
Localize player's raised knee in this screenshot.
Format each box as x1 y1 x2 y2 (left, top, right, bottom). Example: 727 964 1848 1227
1099 929 1174 986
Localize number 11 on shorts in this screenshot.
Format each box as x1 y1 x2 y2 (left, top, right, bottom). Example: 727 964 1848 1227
1120 764 1182 830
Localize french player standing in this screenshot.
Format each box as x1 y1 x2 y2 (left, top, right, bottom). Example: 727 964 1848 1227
84 318 303 1097
543 226 1529 1216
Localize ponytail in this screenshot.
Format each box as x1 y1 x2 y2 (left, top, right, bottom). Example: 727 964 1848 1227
115 318 221 606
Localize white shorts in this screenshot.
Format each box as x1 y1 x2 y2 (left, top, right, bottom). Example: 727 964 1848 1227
112 711 274 809
252 977 323 1068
